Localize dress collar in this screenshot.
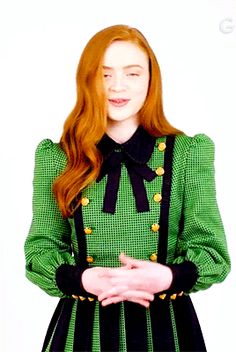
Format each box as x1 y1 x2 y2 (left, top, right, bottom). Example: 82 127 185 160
97 126 156 164
96 126 157 214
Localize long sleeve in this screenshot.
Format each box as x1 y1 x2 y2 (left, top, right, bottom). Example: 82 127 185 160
24 139 83 297
169 134 230 293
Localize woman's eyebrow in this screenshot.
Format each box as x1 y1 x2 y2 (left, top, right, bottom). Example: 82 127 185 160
102 64 144 70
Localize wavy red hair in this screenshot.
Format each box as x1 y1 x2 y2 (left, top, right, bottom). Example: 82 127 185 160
53 24 182 217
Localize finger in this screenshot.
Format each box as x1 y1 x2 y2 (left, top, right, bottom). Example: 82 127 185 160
119 253 135 267
101 296 151 308
101 296 125 306
128 298 151 308
122 290 154 302
119 253 149 269
102 296 151 308
98 285 128 301
100 288 154 302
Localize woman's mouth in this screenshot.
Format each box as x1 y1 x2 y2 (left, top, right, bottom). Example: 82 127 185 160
108 99 130 107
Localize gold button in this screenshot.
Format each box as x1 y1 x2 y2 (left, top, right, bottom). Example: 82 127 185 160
88 297 95 302
81 197 90 206
170 294 177 300
149 253 158 262
159 293 166 300
84 227 92 235
86 255 94 263
151 223 160 232
153 193 162 203
158 142 166 151
79 296 86 301
155 167 165 176
72 294 79 299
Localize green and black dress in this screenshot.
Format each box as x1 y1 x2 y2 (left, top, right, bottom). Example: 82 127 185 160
24 127 230 351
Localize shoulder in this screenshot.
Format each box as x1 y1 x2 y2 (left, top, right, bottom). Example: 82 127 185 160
175 133 214 148
169 133 216 179
34 139 67 175
36 138 64 155
174 133 215 159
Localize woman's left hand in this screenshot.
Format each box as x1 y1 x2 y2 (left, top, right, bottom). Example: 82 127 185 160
98 253 173 307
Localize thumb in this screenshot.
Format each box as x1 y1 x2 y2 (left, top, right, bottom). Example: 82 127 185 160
119 253 145 268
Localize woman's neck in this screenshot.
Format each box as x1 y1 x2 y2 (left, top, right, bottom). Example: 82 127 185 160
106 118 139 144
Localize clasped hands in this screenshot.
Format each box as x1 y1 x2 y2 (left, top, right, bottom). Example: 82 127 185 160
81 253 173 308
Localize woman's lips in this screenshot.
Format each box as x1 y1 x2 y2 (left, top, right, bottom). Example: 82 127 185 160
108 99 130 107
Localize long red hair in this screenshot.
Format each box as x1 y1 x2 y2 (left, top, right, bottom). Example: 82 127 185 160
53 24 182 217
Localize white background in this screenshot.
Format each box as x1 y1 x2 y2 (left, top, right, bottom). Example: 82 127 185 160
0 0 236 351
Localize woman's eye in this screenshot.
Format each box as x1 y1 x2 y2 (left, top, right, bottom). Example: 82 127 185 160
127 73 139 77
104 74 112 78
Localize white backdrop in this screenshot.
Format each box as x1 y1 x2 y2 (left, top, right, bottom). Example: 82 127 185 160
1 0 236 351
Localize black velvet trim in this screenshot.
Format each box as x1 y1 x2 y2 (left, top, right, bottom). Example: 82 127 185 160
97 126 157 214
146 136 176 351
167 261 199 294
97 126 156 164
54 205 96 299
73 299 96 352
158 135 175 264
41 298 65 352
71 205 97 298
127 167 150 212
55 264 90 297
124 302 148 351
150 297 176 351
99 303 120 351
102 158 122 214
100 156 157 213
49 298 74 351
74 205 88 269
172 295 206 351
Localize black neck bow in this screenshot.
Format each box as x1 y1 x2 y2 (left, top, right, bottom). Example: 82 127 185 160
96 127 157 214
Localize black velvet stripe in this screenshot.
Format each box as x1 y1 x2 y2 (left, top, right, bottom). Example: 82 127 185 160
103 163 122 214
128 168 150 212
55 264 89 297
158 135 175 264
41 298 65 352
73 300 96 352
74 205 88 269
167 261 199 294
99 303 120 351
172 295 206 352
100 155 157 214
124 302 148 351
49 298 74 351
148 136 176 352
150 297 176 351
71 202 96 351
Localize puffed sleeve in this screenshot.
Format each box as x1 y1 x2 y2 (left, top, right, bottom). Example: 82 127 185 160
168 134 231 294
24 140 88 298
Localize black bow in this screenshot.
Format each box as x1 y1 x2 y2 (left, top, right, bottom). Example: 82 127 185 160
96 127 157 214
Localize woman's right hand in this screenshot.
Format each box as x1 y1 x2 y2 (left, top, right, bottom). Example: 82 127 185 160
81 266 154 308
81 267 116 297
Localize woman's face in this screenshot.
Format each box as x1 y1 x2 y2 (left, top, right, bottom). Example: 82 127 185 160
102 40 150 125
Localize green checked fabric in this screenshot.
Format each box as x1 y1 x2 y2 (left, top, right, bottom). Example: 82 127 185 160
24 132 230 351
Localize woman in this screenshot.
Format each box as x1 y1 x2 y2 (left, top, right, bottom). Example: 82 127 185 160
24 24 230 351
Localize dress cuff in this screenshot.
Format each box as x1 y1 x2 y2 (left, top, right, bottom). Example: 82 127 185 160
55 264 96 298
167 261 199 293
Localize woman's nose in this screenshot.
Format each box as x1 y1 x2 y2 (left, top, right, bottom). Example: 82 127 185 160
109 75 126 92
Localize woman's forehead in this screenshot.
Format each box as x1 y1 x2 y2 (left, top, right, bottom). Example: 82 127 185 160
103 41 148 68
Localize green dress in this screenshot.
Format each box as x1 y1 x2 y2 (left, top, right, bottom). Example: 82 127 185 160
24 127 230 351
